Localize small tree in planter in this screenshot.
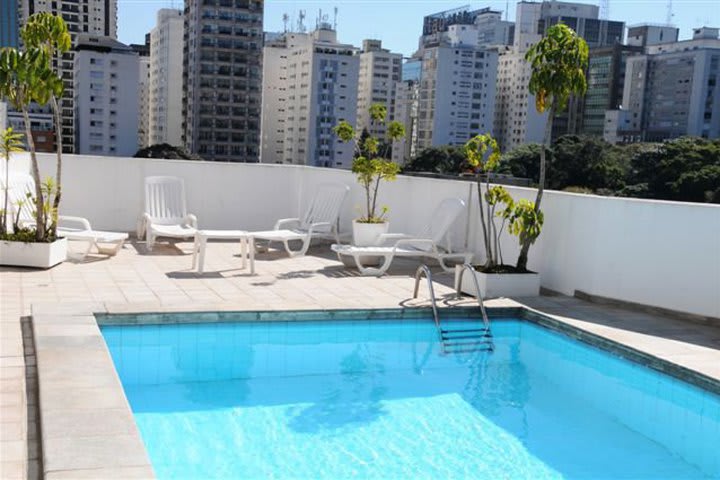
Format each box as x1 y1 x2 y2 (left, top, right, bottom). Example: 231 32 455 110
1 127 24 235
333 104 405 246
517 23 588 270
458 134 545 298
0 13 69 243
0 14 70 267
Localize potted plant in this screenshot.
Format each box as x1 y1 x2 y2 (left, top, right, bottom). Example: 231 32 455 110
457 26 588 298
455 134 543 298
515 23 588 270
333 104 405 246
0 13 71 268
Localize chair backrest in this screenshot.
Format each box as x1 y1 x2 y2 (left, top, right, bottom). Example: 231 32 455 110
144 176 188 225
1 173 36 226
418 197 467 246
300 183 350 232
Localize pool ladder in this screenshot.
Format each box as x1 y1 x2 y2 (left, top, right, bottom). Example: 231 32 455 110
413 264 494 355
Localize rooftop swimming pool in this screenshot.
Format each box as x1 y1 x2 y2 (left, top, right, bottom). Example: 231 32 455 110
102 315 720 479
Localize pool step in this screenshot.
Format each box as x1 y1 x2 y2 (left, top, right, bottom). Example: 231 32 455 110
441 328 494 354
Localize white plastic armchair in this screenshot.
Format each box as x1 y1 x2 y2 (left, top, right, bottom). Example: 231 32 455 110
331 197 472 276
139 176 197 250
252 183 349 257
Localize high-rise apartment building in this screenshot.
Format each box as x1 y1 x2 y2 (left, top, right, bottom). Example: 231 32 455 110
495 0 624 151
416 13 501 151
356 40 402 138
183 0 263 161
626 24 679 47
149 9 184 147
74 35 139 156
131 38 151 150
1 0 20 47
606 27 720 143
577 44 643 137
260 27 360 168
420 6 513 49
20 0 118 153
392 58 422 164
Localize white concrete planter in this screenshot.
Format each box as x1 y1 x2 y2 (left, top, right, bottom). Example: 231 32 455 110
455 265 540 298
352 220 389 247
0 237 67 269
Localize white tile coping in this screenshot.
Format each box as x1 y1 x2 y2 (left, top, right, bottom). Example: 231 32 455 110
32 308 155 479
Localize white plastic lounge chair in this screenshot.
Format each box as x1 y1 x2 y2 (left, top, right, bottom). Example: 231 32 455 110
331 197 472 276
2 173 128 259
139 176 197 250
252 183 349 257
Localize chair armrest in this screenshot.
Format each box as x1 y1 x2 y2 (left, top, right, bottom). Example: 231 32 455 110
184 214 198 228
275 218 300 230
376 233 412 245
393 238 437 253
307 222 332 234
58 215 92 231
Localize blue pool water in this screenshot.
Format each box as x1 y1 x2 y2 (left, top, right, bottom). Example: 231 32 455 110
102 318 720 479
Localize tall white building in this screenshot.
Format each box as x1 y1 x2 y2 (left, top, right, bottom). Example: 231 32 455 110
494 0 625 151
20 0 118 153
356 40 402 138
416 20 500 150
260 26 359 168
74 35 139 156
149 9 184 147
131 40 151 151
137 55 150 150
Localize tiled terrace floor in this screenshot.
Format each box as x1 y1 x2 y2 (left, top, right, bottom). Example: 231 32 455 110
1 239 719 479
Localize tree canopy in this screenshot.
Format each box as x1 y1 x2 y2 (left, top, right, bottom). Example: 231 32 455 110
405 135 720 204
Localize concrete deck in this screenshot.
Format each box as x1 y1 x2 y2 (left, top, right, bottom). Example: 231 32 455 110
1 239 719 479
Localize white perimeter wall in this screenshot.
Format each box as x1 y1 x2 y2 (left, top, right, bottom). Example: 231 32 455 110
6 152 720 319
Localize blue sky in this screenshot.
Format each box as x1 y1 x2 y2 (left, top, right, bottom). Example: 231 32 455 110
118 0 719 56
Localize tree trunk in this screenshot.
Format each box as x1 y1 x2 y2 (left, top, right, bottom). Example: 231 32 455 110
476 178 492 268
2 153 8 234
50 95 62 234
370 176 381 220
485 177 494 264
21 106 45 241
516 101 555 271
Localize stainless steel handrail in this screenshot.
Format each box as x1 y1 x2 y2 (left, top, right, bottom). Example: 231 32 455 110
456 263 491 333
413 264 442 339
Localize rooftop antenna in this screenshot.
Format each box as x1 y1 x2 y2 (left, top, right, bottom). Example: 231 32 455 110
297 10 306 33
600 0 609 20
665 0 674 25
333 7 338 30
505 0 509 21
282 13 289 33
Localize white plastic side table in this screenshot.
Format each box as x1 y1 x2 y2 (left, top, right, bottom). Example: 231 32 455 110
192 230 255 275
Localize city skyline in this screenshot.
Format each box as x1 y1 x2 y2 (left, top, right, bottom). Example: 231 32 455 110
117 0 720 57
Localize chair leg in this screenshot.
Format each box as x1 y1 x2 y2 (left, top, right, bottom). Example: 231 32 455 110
283 236 311 257
146 226 154 251
197 236 208 274
191 234 200 270
352 254 393 276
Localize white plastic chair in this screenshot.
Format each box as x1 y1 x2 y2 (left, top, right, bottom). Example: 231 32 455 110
252 183 350 257
331 197 472 276
139 176 197 250
2 173 128 259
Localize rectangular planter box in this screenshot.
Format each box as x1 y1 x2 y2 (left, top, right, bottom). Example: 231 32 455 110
0 237 67 269
455 265 540 299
